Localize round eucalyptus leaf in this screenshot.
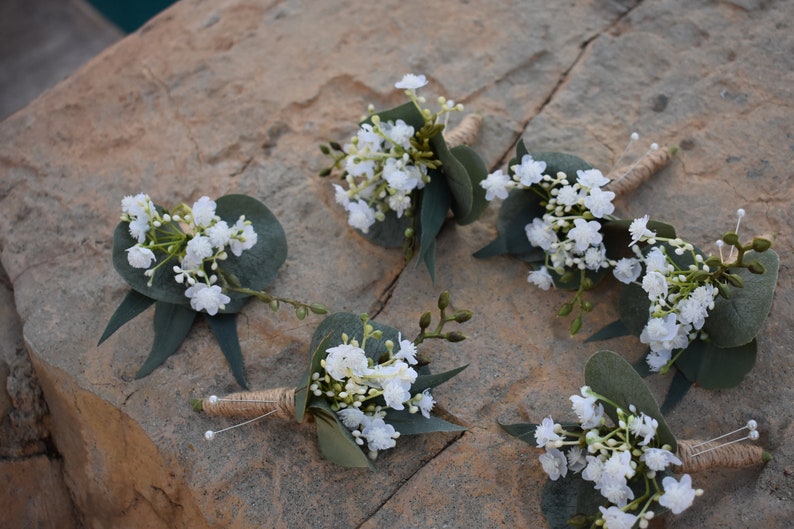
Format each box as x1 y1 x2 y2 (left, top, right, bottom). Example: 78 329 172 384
675 338 757 389
357 210 412 248
585 350 676 450
703 249 779 348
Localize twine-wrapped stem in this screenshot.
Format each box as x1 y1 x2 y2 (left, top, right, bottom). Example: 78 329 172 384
197 387 297 421
442 114 483 149
676 438 771 474
607 146 675 198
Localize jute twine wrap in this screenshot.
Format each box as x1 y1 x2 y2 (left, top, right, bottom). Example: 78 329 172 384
608 147 673 198
201 387 296 421
442 114 483 149
677 438 769 474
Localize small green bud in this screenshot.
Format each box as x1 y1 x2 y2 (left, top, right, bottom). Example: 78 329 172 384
581 300 593 312
371 330 383 339
566 514 589 529
557 303 573 317
747 260 766 274
559 271 575 284
329 141 343 152
419 311 432 329
752 237 772 252
569 316 582 336
319 144 330 155
295 306 308 320
705 256 723 269
309 304 329 315
581 277 594 290
715 281 731 299
453 309 474 323
725 273 744 288
438 291 450 310
404 228 415 238
269 299 280 312
445 331 466 343
722 231 740 246
318 167 332 177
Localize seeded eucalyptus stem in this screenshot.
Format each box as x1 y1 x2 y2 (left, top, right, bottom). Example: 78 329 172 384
229 286 329 320
413 291 473 345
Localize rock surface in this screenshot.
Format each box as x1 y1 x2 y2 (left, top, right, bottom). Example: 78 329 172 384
1 0 792 528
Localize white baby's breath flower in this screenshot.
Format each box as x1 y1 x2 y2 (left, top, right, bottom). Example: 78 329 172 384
628 214 655 246
512 154 546 186
583 187 615 218
535 416 563 448
613 257 642 284
346 200 377 233
646 349 672 372
576 168 609 188
659 474 699 514
640 447 682 471
337 407 368 429
598 506 638 529
394 333 418 365
566 446 587 473
628 412 658 446
126 245 156 269
128 216 151 243
229 218 258 256
333 184 350 207
324 343 370 381
206 220 232 248
191 196 218 227
382 379 411 410
416 389 435 418
568 218 603 252
528 266 554 291
480 169 511 201
394 73 428 90
539 447 568 481
570 386 604 429
361 417 399 452
184 283 230 316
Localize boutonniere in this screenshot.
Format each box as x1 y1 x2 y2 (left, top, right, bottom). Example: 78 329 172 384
98 193 326 387
194 292 471 469
501 350 769 529
320 74 489 280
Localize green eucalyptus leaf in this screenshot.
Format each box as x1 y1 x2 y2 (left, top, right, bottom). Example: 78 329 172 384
135 301 196 379
473 188 546 259
206 313 247 389
448 145 489 225
112 195 287 314
703 249 779 348
659 369 694 415
674 338 757 389
411 365 468 394
619 282 652 335
385 409 466 435
358 210 412 248
585 350 676 450
498 421 537 446
309 399 374 469
214 195 287 312
584 320 631 343
546 265 609 292
417 173 451 281
295 331 334 423
430 134 474 222
540 475 599 529
531 151 593 179
601 218 677 259
98 289 155 345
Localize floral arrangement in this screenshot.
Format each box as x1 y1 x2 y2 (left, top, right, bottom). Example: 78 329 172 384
501 350 770 529
476 137 779 393
194 292 471 469
320 74 489 279
98 193 326 387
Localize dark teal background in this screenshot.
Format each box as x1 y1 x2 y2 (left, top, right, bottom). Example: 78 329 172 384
87 1 177 33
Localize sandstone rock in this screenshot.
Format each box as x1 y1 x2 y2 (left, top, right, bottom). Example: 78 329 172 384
0 456 77 529
0 0 791 527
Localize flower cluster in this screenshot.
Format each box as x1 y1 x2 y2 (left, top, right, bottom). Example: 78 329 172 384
121 193 257 315
324 74 462 233
536 386 702 528
483 156 617 289
309 322 435 459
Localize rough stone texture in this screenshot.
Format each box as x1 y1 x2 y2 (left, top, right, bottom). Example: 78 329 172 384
0 456 77 529
0 0 792 528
